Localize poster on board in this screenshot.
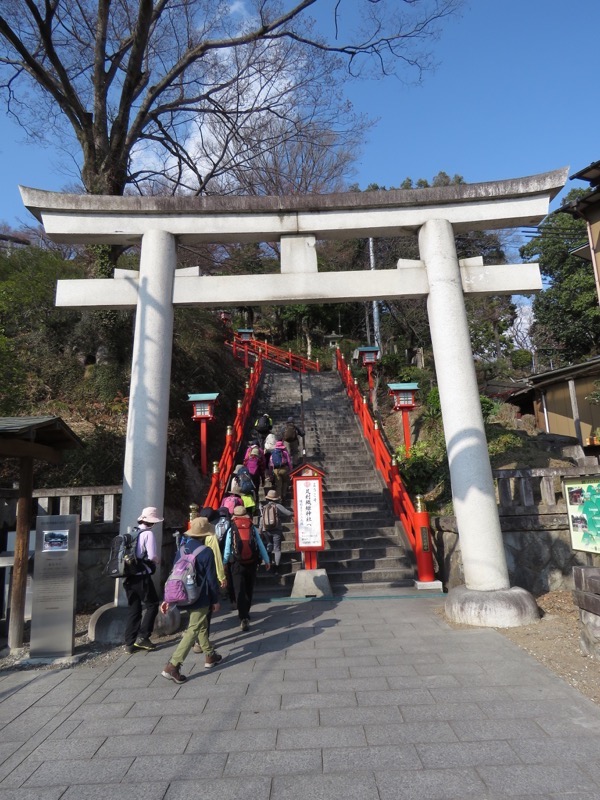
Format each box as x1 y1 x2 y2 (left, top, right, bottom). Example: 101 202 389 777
294 476 325 551
563 476 600 554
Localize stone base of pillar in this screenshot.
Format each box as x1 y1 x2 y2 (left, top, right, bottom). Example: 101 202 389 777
291 569 333 599
88 602 181 643
445 585 540 628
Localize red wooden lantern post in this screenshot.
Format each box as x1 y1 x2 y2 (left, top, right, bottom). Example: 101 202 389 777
188 392 219 476
387 383 419 457
237 329 253 368
291 463 326 571
356 346 381 394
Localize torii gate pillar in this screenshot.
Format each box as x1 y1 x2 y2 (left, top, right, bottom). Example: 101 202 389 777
116 230 176 602
420 219 538 626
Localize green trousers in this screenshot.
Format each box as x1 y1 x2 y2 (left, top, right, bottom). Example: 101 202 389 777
170 605 214 667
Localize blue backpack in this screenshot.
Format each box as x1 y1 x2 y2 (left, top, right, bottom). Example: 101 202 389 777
236 466 254 493
271 448 286 469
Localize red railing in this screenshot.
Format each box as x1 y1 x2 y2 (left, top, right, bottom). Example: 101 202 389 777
202 355 264 510
336 349 436 583
229 334 320 373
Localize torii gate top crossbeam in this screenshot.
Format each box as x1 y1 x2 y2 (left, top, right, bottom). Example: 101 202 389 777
20 168 568 245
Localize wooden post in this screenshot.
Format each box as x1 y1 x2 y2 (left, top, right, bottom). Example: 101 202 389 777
8 456 33 650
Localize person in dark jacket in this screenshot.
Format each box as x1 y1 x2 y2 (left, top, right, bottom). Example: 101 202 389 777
223 506 270 631
123 506 162 653
259 489 293 574
160 516 223 684
280 416 305 467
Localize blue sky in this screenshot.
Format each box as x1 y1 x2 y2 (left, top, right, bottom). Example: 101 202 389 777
1 0 598 230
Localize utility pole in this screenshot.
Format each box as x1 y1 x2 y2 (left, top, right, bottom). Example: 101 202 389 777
369 238 381 350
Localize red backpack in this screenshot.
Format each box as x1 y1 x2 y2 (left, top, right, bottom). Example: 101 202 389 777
230 517 258 564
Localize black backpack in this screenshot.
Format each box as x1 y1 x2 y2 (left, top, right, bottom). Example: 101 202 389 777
256 415 271 434
103 527 144 578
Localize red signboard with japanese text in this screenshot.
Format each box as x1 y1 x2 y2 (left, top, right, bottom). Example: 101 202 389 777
291 464 325 555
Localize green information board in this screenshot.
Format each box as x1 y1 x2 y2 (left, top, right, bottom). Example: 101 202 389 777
563 477 600 554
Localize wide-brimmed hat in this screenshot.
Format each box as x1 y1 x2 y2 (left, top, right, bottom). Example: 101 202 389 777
250 447 260 455
188 516 214 537
266 490 280 501
138 506 163 523
233 506 248 517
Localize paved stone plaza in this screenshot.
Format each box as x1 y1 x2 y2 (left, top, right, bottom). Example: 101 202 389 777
2 590 600 799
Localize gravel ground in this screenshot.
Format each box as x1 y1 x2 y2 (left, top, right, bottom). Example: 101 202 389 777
2 591 599 708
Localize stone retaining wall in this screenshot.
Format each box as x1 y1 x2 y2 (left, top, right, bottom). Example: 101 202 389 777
432 508 600 594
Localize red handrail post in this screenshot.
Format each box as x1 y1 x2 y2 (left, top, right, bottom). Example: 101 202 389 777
402 409 412 458
414 495 436 583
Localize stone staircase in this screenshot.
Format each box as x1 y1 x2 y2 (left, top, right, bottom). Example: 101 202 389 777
252 365 415 594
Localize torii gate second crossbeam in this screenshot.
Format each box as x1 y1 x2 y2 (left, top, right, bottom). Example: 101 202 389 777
21 168 568 629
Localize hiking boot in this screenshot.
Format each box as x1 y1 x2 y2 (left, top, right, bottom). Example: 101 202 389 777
161 662 187 683
134 637 156 651
240 618 250 632
193 643 203 654
204 652 223 669
125 644 135 654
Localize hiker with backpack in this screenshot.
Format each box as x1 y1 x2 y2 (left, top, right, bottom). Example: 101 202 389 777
280 416 305 467
231 464 258 518
259 490 293 575
243 444 266 493
122 506 162 654
223 505 271 631
253 412 273 448
160 515 224 684
269 440 292 503
263 431 277 469
215 506 237 606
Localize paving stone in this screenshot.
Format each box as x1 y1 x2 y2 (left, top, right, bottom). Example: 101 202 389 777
125 697 207 717
96 733 191 757
154 711 239 734
364 721 458 745
449 718 549 741
280 692 357 711
60 782 169 800
399 702 487 722
415 739 519 768
276 725 366 749
23 757 133 787
123 753 227 782
319 705 402 726
164 776 271 800
0 788 68 799
225 748 321 776
512 735 600 764
323 744 421 772
375 766 486 799
356 688 435 706
478 764 600 795
72 716 161 737
238 708 318 730
0 744 21 767
29 737 105 760
271 771 378 800
187 728 276 753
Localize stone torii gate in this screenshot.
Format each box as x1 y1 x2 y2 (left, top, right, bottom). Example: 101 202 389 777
21 168 567 627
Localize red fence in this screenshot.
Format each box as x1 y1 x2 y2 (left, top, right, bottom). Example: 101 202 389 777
229 335 320 373
202 355 264 510
336 349 436 583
